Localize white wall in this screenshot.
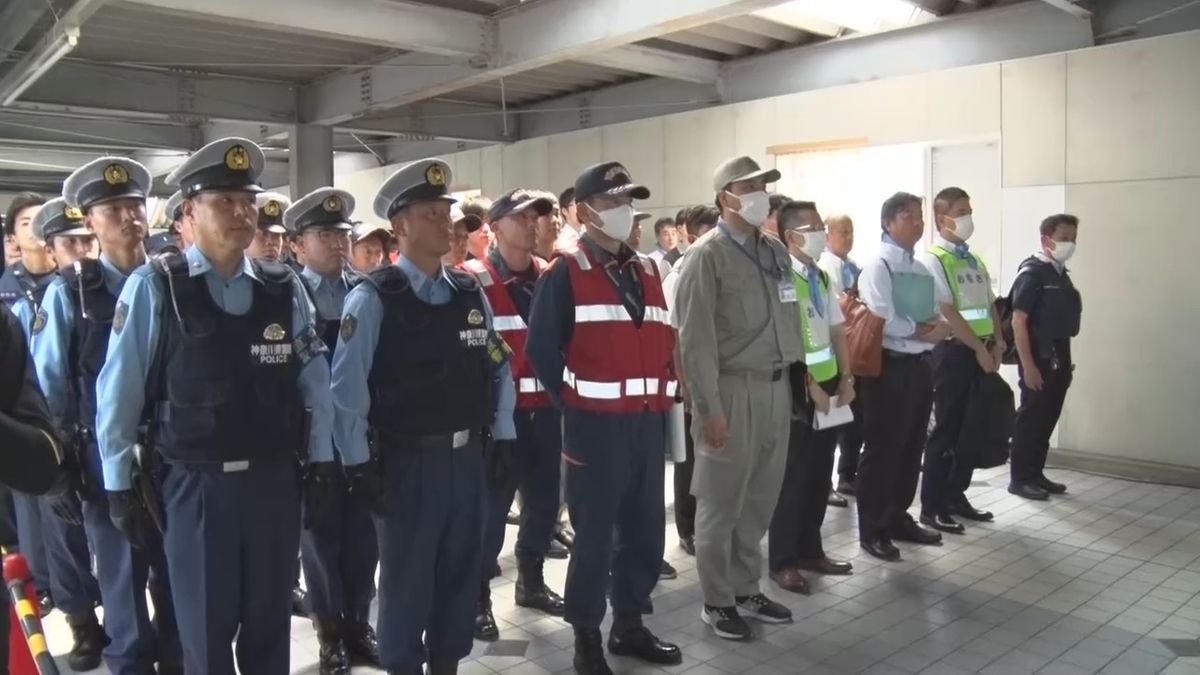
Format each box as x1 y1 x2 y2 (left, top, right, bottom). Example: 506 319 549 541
335 31 1200 474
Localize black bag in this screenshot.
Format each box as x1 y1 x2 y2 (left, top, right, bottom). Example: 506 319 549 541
958 372 1015 469
994 258 1041 365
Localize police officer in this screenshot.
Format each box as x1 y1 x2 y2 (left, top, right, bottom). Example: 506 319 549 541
95 138 336 675
331 158 516 675
526 162 682 675
674 157 803 640
34 197 95 270
35 157 183 675
917 187 1002 531
250 191 291 261
286 187 381 674
1008 214 1082 500
165 190 191 249
27 198 108 670
766 200 856 595
462 189 565 642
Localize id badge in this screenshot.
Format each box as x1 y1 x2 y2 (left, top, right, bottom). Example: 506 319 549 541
778 279 798 303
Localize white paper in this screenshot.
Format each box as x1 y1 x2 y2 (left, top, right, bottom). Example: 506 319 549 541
666 402 687 463
813 395 854 430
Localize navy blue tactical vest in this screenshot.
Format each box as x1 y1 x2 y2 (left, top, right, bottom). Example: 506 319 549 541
0 262 54 309
149 255 302 464
366 265 493 445
1021 256 1082 359
297 267 362 364
62 260 116 431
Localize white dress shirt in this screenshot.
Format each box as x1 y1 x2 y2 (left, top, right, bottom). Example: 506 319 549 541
858 239 935 354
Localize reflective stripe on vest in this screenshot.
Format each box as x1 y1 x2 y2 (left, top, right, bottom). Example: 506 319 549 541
929 246 994 338
791 262 838 383
575 304 669 325
518 377 544 393
562 368 678 401
493 315 527 332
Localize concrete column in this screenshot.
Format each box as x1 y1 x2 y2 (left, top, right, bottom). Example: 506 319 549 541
288 124 334 196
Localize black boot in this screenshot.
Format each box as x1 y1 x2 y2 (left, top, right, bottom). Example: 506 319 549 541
515 556 565 616
427 660 459 675
291 584 310 618
475 582 499 641
573 627 613 675
314 619 351 675
65 611 108 671
342 619 382 667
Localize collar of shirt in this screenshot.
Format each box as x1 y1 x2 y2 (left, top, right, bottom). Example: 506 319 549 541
96 253 137 290
300 265 347 291
718 219 751 246
880 235 915 264
789 254 819 278
396 253 451 296
184 245 259 282
579 234 634 267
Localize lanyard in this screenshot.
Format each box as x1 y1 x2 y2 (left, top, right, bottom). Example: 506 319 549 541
719 223 783 279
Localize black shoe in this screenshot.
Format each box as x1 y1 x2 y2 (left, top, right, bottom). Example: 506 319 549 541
608 625 682 665
1034 475 1067 494
679 535 695 556
37 591 53 617
1008 482 1049 501
920 511 965 534
860 537 900 561
546 538 570 559
701 605 751 640
506 509 520 526
554 527 574 551
890 519 943 545
659 560 677 580
315 622 351 675
573 627 613 675
735 593 792 624
291 585 310 618
827 490 848 508
65 613 108 671
342 621 381 667
836 479 856 496
474 602 499 641
950 499 994 522
515 558 565 616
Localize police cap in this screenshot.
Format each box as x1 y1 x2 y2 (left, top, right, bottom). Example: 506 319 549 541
285 187 354 235
573 162 650 204
373 158 454 221
62 157 152 211
32 197 89 242
256 191 292 234
166 137 265 198
164 190 184 224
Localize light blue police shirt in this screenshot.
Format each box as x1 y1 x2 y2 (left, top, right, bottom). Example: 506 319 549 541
300 265 353 321
96 245 334 491
330 254 516 466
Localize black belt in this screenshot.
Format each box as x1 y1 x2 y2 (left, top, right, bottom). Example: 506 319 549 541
720 369 783 382
386 428 476 451
883 349 928 360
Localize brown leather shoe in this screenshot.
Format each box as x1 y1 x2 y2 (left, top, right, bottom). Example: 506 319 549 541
769 567 810 595
795 556 853 575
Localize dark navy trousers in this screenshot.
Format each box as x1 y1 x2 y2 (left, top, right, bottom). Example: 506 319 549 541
481 408 562 579
375 439 483 672
13 492 48 592
562 409 665 629
40 495 101 615
161 459 300 675
300 466 378 623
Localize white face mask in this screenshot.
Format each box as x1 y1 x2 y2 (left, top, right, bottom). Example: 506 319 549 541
796 231 827 260
1049 240 1075 263
588 204 635 242
726 190 770 227
949 214 975 241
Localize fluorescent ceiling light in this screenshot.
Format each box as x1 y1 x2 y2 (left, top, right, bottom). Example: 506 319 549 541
754 0 934 36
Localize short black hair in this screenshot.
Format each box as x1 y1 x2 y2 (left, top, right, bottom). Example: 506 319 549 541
674 208 687 226
769 193 791 217
685 205 719 239
4 192 46 236
559 187 575 207
880 192 922 230
653 217 675 237
1039 213 1079 237
933 187 970 218
777 200 819 235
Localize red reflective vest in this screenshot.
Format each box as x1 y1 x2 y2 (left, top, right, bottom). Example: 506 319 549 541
560 246 676 414
460 256 551 410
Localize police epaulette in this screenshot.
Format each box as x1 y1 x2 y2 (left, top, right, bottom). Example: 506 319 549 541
365 265 411 295
61 257 104 291
445 266 479 292
148 249 189 280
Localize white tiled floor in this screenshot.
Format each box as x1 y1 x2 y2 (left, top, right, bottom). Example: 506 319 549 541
36 464 1200 674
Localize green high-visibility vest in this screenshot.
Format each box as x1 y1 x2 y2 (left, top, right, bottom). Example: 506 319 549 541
791 260 839 383
929 245 995 338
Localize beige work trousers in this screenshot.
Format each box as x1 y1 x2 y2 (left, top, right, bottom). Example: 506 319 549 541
691 372 792 607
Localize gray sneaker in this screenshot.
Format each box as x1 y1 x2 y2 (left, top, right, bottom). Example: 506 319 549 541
736 593 793 624
702 605 751 640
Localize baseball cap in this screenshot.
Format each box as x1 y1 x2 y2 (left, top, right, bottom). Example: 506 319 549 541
712 156 781 192
574 162 651 203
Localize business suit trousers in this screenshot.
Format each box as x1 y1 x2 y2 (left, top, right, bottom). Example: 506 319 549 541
921 341 983 515
562 409 665 629
836 380 865 484
1010 358 1073 483
769 414 839 570
693 373 791 608
857 352 933 541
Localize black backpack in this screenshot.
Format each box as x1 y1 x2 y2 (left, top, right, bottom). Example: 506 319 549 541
993 257 1041 365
